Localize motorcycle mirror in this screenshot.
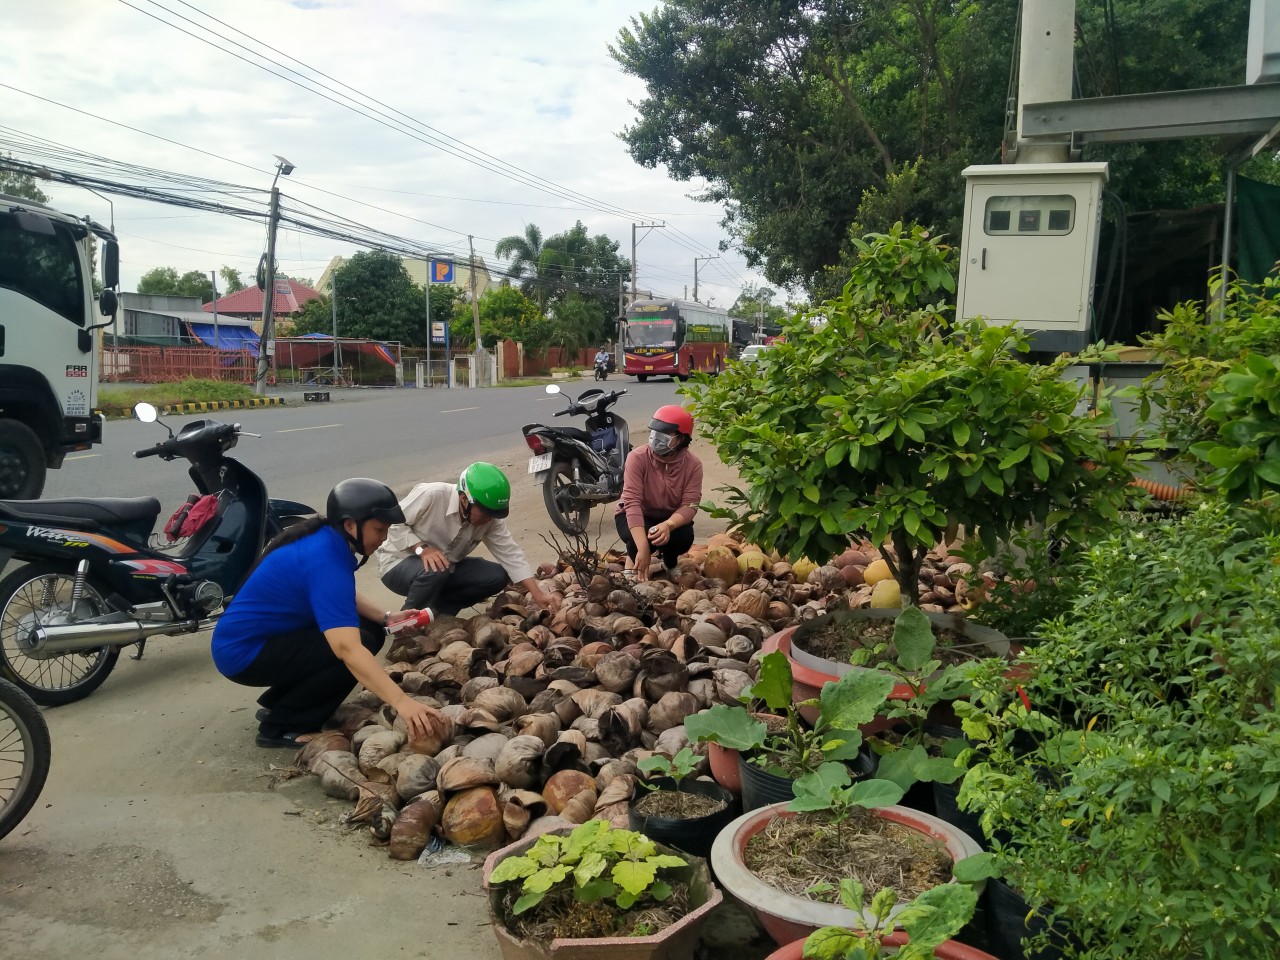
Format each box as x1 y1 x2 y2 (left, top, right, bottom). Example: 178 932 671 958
133 402 159 424
545 384 561 395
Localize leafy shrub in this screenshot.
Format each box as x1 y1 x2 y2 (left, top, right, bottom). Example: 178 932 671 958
1188 352 1280 502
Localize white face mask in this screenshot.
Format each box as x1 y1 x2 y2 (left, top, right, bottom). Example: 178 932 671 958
648 430 679 456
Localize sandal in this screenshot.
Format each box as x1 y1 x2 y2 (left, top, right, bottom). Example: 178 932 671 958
254 730 314 749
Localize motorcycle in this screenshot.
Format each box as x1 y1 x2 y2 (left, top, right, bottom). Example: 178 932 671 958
593 355 612 381
522 384 630 535
0 403 315 706
0 676 50 841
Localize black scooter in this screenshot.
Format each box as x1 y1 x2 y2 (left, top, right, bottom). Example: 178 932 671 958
521 384 630 535
0 403 314 705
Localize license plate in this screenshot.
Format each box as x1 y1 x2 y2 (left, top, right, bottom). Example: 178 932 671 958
528 453 552 474
645 365 653 371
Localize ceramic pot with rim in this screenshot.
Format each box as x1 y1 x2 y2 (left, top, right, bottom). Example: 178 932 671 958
482 827 723 960
709 801 984 947
763 611 1010 727
763 935 1000 960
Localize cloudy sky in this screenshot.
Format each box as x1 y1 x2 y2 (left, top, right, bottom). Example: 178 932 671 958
2 0 764 307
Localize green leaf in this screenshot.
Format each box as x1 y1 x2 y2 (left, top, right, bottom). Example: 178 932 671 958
838 878 866 913
952 421 970 446
650 880 673 901
574 878 617 903
895 883 979 950
746 651 793 712
685 704 768 751
819 668 896 731
789 761 852 812
1257 781 1278 813
803 927 866 960
848 777 906 809
997 444 1030 469
952 852 1000 883
1151 778 1171 803
612 860 657 897
892 606 936 671
489 855 538 885
574 851 608 887
513 890 546 914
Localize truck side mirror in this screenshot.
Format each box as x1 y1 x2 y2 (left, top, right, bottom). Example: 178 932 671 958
103 240 120 289
99 288 118 318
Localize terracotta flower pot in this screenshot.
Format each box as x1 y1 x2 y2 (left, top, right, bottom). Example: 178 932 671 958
706 712 785 795
765 612 1010 727
482 826 723 960
709 801 984 947
763 935 1000 960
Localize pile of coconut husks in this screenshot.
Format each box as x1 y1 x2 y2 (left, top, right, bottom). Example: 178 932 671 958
291 533 981 861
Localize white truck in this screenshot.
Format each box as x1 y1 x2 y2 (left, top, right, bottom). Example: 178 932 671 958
0 193 119 499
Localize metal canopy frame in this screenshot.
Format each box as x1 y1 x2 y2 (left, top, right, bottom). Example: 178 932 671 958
1022 83 1280 144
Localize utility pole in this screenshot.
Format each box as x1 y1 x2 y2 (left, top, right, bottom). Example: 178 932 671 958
468 235 484 385
693 255 719 303
425 257 432 388
331 273 340 385
209 270 220 356
255 157 293 394
630 222 665 304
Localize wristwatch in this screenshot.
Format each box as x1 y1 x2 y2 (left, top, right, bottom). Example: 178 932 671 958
415 544 426 557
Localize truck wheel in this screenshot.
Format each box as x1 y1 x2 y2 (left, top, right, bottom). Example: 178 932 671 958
0 422 46 500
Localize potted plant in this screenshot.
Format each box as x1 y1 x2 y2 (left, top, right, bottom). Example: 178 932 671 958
955 501 1280 959
710 760 985 946
687 650 892 810
685 222 1131 608
628 746 737 860
482 819 723 960
764 875 999 960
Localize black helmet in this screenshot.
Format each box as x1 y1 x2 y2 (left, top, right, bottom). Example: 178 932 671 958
326 478 405 526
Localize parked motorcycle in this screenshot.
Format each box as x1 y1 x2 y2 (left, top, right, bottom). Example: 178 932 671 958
522 384 630 535
0 676 50 841
0 403 315 705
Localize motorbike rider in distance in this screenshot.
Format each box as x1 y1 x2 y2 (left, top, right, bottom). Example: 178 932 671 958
375 462 559 616
614 405 703 582
211 478 448 749
593 346 611 380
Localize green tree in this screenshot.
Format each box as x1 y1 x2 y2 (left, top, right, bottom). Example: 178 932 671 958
729 283 786 325
0 155 49 203
137 266 214 302
478 286 553 350
496 221 628 326
551 293 605 357
495 224 547 304
612 0 1248 294
218 266 246 294
303 250 434 346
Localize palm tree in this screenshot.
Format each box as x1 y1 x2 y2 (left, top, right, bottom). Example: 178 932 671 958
495 225 546 305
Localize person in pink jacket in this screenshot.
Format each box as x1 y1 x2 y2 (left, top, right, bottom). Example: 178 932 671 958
614 404 703 581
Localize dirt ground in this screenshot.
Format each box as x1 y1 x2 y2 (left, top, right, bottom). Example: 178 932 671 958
0 431 773 960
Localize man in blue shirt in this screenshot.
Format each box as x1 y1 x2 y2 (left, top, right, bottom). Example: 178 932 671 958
213 478 448 748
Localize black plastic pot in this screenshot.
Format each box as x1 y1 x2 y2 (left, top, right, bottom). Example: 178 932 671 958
931 780 985 847
738 750 875 812
628 776 738 860
985 878 1067 960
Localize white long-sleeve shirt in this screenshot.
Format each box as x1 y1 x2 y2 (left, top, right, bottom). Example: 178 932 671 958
374 481 535 584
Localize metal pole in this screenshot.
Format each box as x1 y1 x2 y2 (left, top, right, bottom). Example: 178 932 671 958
1015 0 1075 164
1219 164 1238 324
210 271 220 372
254 183 281 394
631 224 638 304
425 259 432 388
331 274 339 384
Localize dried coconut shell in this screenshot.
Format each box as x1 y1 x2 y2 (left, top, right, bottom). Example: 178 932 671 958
542 769 597 815
654 725 692 758
472 686 527 723
436 755 500 793
635 648 689 702
512 712 560 747
396 755 440 801
495 735 546 789
349 780 399 825
648 691 701 733
713 668 753 704
328 703 377 740
502 789 549 842
461 732 510 764
407 712 455 756
560 789 598 824
571 688 622 719
389 798 440 861
461 676 500 704
441 786 505 850
545 730 589 773
687 677 715 708
295 731 351 772
597 698 649 756
359 730 407 777
595 651 641 693
594 759 639 791
314 750 362 801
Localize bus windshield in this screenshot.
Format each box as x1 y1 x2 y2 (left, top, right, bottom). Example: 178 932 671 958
626 319 676 348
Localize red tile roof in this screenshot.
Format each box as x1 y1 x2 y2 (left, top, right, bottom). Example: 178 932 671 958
203 279 320 317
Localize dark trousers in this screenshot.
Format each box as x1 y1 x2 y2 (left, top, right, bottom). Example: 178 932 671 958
229 616 384 734
381 555 510 615
615 511 695 570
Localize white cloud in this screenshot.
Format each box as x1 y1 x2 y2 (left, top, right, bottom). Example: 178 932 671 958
1 0 763 307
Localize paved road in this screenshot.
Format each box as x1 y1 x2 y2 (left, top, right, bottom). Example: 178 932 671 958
45 379 687 512
1 377 756 960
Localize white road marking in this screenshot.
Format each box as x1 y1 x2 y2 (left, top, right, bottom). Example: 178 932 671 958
441 407 480 413
66 453 100 460
276 424 342 433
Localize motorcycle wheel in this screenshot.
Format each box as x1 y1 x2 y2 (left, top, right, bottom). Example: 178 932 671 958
0 675 51 840
0 562 119 706
542 461 592 535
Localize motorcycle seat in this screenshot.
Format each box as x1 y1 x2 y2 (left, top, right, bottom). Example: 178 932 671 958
0 496 163 531
558 426 595 444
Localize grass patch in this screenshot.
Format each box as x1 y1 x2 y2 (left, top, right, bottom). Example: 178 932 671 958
98 378 257 416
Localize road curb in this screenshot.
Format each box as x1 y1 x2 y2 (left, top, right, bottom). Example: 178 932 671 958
107 397 288 419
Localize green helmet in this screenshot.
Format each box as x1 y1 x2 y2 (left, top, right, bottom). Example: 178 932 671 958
458 462 510 518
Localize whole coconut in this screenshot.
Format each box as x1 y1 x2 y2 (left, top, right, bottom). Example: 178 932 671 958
440 786 506 850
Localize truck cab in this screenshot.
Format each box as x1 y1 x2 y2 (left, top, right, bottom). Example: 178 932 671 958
0 193 119 499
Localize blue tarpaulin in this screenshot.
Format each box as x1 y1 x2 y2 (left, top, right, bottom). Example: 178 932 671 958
187 323 260 351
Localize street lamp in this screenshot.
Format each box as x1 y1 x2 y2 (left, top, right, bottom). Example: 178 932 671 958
255 156 295 394
80 185 114 232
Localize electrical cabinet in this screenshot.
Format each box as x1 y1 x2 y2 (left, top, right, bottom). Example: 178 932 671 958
956 162 1108 351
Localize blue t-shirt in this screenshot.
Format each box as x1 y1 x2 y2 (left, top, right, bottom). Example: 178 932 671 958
211 524 360 677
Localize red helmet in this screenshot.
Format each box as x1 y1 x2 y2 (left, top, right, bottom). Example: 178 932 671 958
649 404 693 438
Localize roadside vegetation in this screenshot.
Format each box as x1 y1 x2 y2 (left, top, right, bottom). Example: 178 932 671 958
98 378 256 416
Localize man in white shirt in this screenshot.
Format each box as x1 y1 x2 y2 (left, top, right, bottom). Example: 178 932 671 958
375 462 558 616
